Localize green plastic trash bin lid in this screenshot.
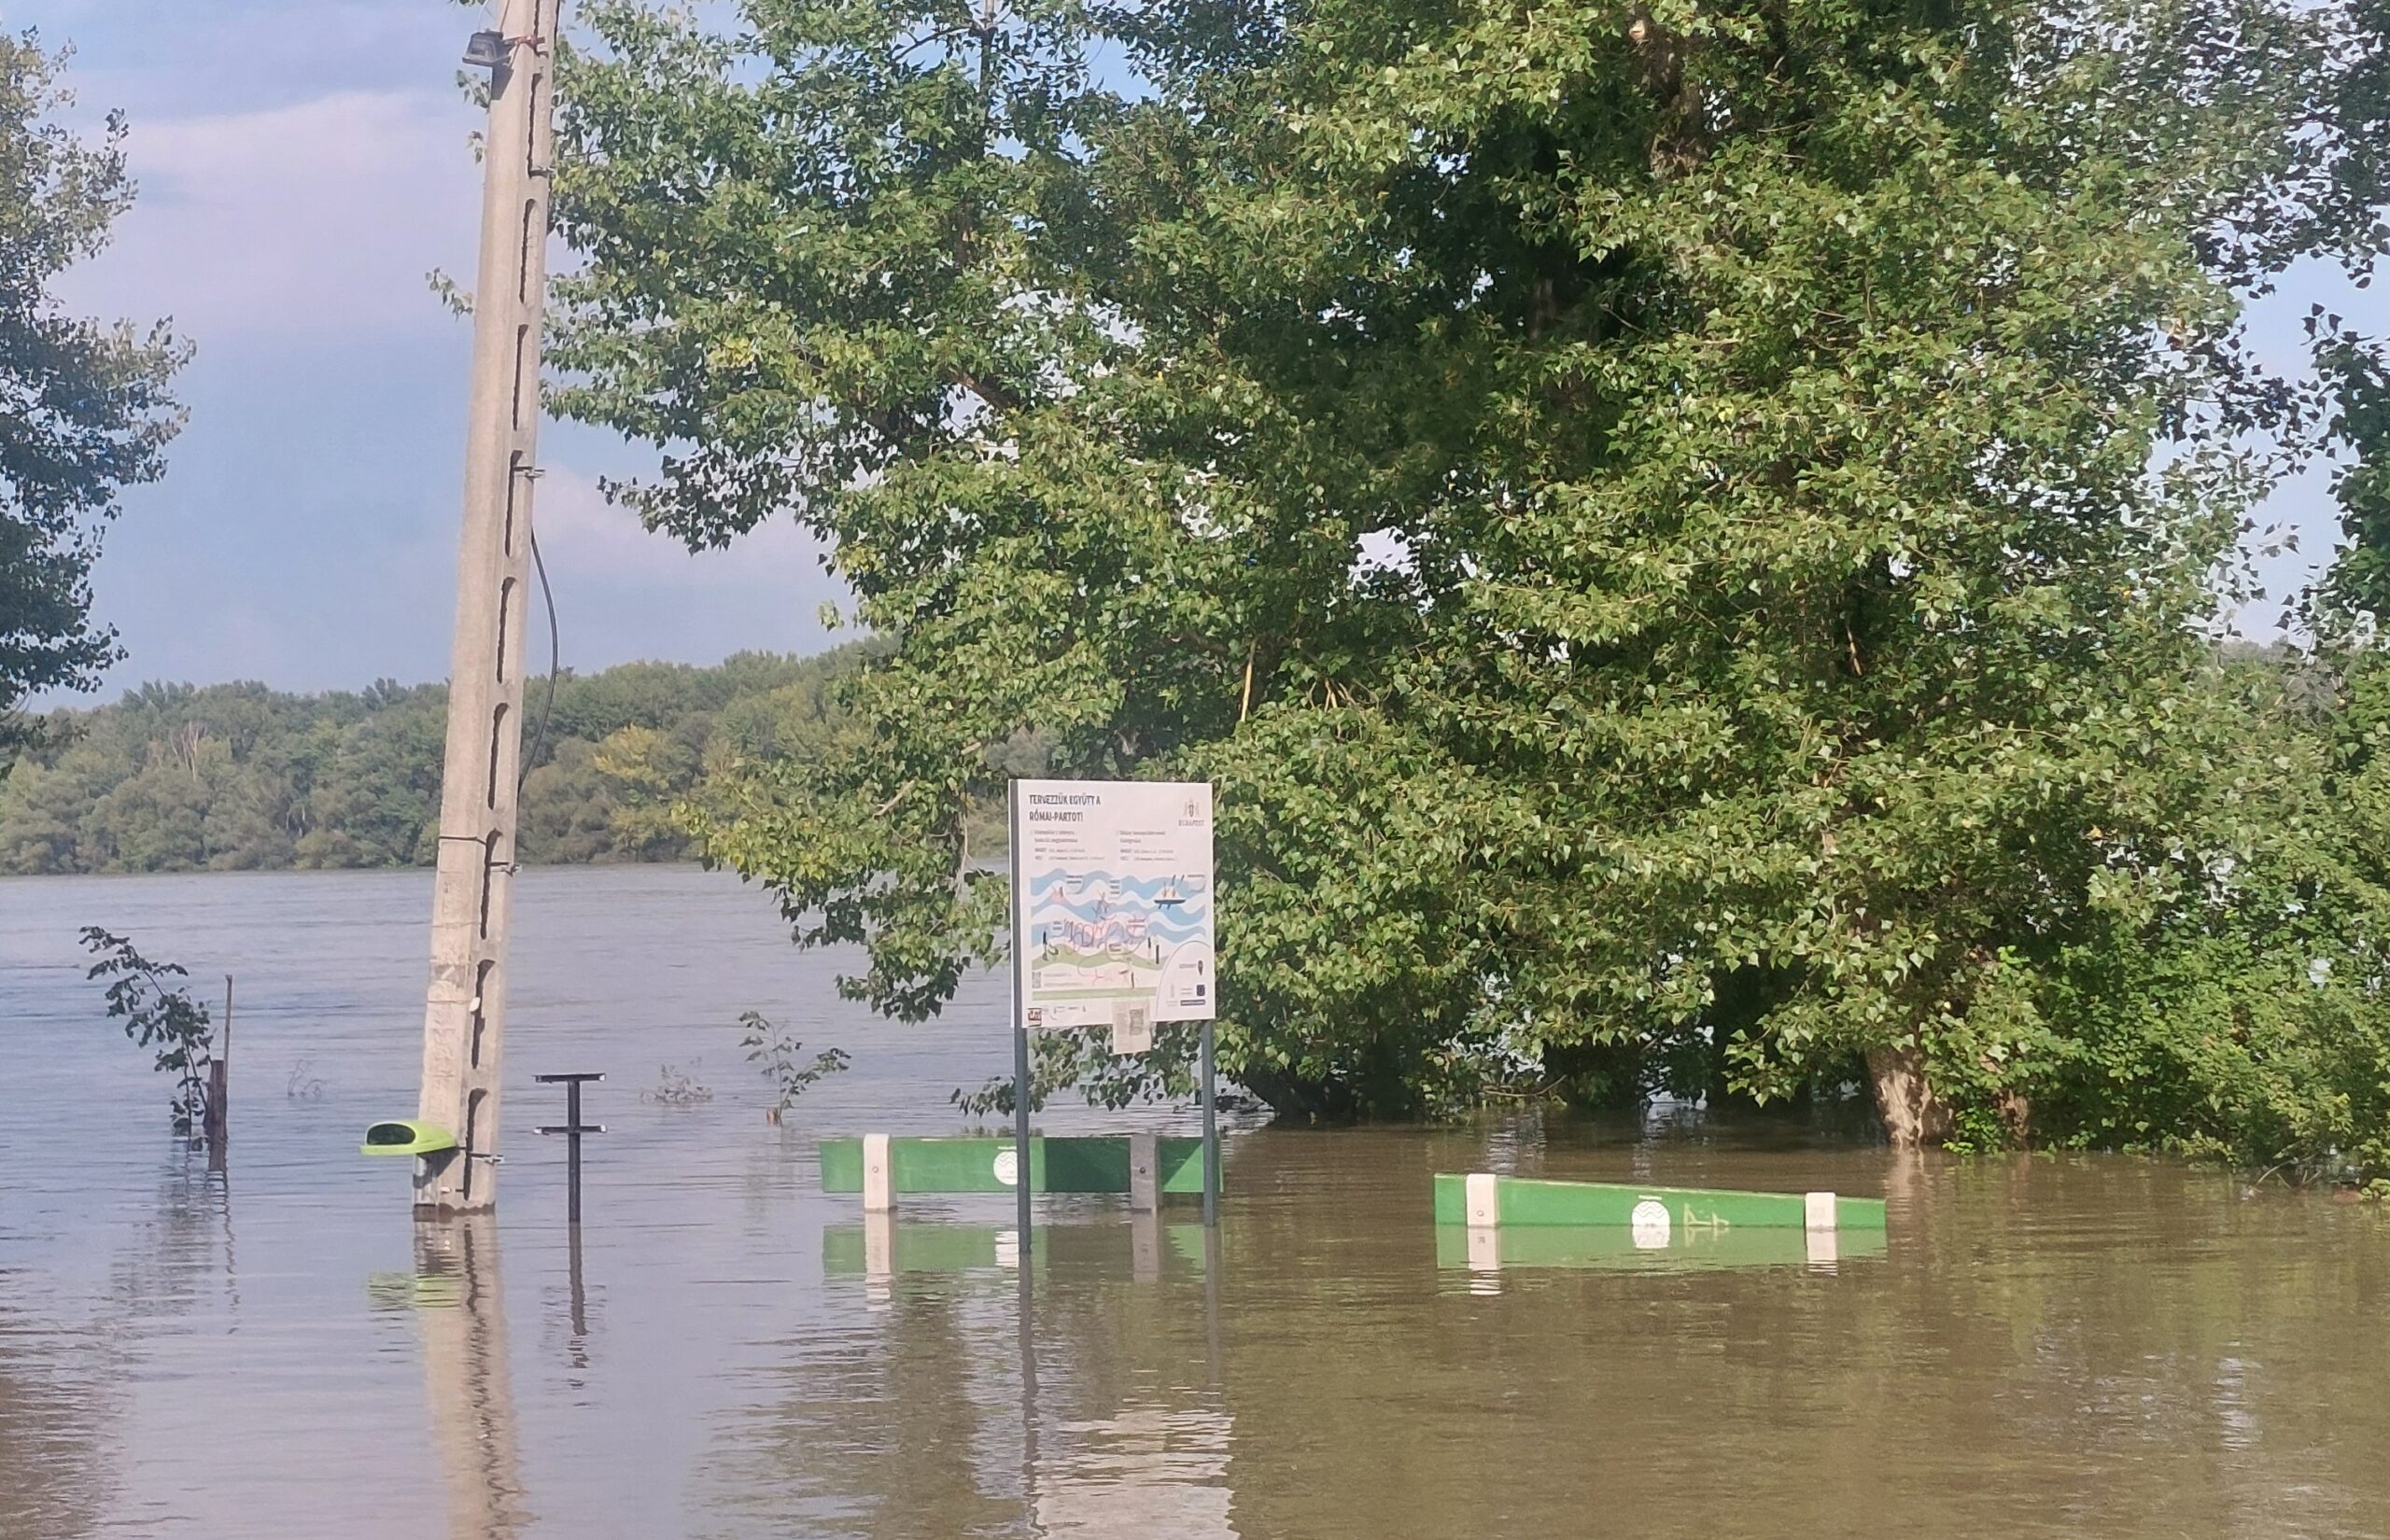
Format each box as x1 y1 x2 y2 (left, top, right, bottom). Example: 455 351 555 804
359 1120 457 1157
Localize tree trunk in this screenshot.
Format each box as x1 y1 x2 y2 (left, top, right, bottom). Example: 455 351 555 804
1866 1043 1952 1148
1541 1039 1649 1112
1238 1055 1425 1124
1992 1087 2032 1144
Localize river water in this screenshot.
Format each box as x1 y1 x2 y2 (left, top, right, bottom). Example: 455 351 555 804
2 865 2385 1538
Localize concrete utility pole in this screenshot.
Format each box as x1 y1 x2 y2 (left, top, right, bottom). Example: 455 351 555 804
415 0 562 1214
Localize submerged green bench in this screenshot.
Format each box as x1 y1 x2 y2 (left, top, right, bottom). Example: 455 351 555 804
821 1135 1214 1205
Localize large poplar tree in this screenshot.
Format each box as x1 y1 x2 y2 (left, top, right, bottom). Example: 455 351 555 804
551 0 2390 1154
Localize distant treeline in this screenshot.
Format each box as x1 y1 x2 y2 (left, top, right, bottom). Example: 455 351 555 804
0 648 872 875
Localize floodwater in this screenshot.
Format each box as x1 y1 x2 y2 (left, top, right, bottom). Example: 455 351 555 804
3 866 2386 1540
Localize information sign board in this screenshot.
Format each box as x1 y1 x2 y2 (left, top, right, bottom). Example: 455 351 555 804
1009 779 1216 1037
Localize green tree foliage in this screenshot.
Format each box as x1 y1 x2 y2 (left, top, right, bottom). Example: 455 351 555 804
79 925 214 1140
0 649 867 873
738 1009 852 1123
2308 0 2390 627
552 0 2390 1170
2316 330 2390 626
0 34 188 762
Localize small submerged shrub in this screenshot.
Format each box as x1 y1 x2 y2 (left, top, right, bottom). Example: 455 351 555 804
644 1061 714 1107
80 927 215 1141
285 1059 326 1101
738 1011 849 1124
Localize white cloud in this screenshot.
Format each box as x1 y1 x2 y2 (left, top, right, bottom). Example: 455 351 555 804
59 89 478 345
528 466 835 594
21 18 846 700
507 466 849 671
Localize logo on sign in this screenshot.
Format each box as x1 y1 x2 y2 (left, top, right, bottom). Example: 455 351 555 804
1629 1197 1671 1250
993 1148 1019 1188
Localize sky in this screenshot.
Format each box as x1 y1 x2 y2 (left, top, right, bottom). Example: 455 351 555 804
30 0 843 706
19 0 2390 707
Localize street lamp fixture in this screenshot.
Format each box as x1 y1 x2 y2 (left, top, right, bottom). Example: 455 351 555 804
462 30 510 70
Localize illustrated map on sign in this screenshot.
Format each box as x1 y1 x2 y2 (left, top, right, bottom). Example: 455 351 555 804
1014 780 1216 1031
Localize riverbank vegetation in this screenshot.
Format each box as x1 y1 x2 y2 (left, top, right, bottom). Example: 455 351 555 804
543 0 2390 1181
0 648 868 873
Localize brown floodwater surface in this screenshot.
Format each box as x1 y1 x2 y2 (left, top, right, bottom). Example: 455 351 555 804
3 867 2386 1538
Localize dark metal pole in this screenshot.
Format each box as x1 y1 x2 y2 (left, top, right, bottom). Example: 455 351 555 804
1016 1241 1040 1525
206 974 233 1172
1010 778 1033 1256
1200 1018 1218 1228
565 1079 583 1225
568 1220 588 1339
1013 1024 1033 1253
536 1071 604 1226
1203 1222 1222 1376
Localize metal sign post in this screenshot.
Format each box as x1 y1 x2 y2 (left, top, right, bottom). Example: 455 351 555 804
534 1072 605 1225
1009 780 1033 1253
1200 1019 1218 1227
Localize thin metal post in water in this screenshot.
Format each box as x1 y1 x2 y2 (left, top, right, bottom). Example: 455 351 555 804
1012 1022 1033 1254
1202 1222 1222 1373
206 973 233 1172
1200 1018 1218 1228
1009 778 1033 1256
566 1081 581 1223
567 1221 588 1341
1015 1247 1041 1527
534 1072 604 1225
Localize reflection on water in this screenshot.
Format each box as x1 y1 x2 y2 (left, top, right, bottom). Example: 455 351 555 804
822 1219 1210 1281
1438 1219 1884 1279
1037 1404 1236 1538
380 1219 528 1540
0 1297 107 1540
4 867 2389 1538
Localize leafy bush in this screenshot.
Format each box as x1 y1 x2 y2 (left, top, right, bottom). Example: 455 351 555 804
643 1061 715 1107
738 1011 850 1123
80 926 215 1140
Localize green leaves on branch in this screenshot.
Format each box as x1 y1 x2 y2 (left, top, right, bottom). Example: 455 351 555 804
0 33 188 762
79 926 214 1140
555 0 2390 1174
738 1010 851 1123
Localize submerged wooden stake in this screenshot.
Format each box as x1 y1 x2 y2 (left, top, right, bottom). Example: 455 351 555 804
205 974 232 1171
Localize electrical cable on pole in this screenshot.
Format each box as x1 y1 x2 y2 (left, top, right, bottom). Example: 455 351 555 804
521 518 560 794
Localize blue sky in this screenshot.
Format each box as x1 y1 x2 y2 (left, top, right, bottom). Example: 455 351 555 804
22 0 2389 705
33 0 841 704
